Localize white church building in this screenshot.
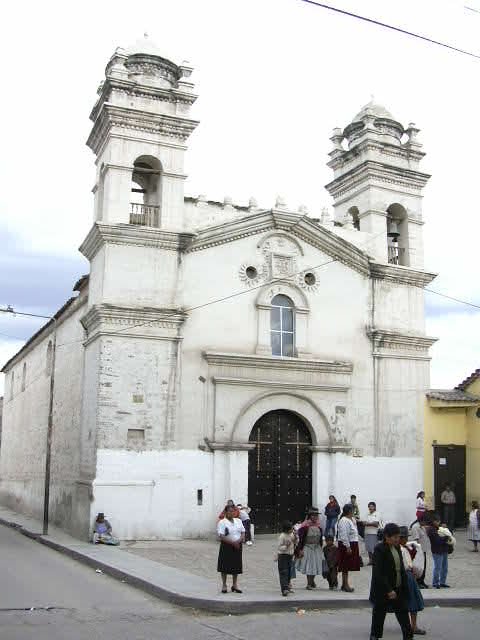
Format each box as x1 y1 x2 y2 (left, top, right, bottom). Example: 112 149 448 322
0 39 437 540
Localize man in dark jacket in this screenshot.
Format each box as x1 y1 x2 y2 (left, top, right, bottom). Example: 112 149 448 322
369 522 413 640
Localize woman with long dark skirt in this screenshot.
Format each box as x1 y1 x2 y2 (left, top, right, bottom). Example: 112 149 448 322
217 504 245 593
337 503 361 592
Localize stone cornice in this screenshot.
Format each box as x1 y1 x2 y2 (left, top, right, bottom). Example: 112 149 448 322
325 160 431 199
212 376 349 392
81 304 187 337
79 223 195 260
204 351 353 375
310 444 352 454
369 261 437 287
87 103 199 154
368 328 437 353
1 295 87 373
204 440 256 452
328 139 426 172
91 77 197 122
188 209 371 277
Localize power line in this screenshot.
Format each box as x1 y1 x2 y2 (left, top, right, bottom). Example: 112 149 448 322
425 287 480 310
299 0 480 60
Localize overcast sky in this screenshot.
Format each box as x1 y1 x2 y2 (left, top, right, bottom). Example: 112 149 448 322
1 0 479 393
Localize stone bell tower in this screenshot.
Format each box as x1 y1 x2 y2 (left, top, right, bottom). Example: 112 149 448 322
325 101 430 269
87 34 198 230
76 38 199 528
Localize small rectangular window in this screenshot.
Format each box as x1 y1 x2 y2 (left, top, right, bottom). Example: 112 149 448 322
197 489 203 506
127 429 145 443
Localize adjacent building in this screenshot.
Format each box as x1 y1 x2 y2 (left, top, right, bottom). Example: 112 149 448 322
0 37 437 539
425 370 480 526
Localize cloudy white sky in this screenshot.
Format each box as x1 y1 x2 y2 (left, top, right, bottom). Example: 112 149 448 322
1 0 479 392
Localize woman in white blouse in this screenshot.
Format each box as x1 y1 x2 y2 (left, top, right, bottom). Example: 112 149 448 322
337 503 361 592
416 491 427 521
364 501 382 565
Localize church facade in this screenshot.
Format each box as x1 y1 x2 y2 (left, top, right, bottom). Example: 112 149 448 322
0 39 437 539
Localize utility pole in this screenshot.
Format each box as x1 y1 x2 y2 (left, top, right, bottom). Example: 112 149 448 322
1 306 56 534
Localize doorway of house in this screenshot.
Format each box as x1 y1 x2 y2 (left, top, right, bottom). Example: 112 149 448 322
433 444 466 527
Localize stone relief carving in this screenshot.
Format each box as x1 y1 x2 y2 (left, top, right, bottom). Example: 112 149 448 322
238 233 318 294
330 406 348 444
238 263 268 287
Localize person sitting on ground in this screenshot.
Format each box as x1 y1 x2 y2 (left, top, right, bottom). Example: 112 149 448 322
92 513 119 545
399 526 426 636
322 534 339 591
468 500 480 552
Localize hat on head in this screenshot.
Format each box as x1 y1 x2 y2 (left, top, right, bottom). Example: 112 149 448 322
97 512 105 518
399 526 409 538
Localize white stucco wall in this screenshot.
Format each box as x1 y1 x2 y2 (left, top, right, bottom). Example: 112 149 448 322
0 294 88 534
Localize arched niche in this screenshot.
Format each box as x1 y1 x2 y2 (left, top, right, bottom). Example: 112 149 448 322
232 391 331 446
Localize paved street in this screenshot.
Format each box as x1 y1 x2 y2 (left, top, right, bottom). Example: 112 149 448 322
1 524 480 639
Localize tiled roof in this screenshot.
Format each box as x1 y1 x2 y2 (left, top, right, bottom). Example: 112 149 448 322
456 368 480 391
427 389 480 403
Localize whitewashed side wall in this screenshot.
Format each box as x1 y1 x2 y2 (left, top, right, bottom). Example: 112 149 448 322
92 448 215 539
0 295 87 532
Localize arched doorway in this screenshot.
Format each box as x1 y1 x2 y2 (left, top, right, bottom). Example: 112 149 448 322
248 410 312 533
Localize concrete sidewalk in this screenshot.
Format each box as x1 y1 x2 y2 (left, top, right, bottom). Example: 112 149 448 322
1 505 479 614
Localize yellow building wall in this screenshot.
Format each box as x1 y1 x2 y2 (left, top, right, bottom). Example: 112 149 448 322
466 378 480 506
423 400 466 508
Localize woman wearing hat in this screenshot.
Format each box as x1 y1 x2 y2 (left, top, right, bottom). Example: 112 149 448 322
295 508 324 589
337 503 361 592
92 513 119 545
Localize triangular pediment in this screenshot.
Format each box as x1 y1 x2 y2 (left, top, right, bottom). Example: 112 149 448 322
187 209 371 276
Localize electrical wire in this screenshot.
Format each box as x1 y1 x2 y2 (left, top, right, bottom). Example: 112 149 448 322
299 0 480 60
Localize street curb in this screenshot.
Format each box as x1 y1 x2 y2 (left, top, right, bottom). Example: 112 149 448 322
1 517 479 613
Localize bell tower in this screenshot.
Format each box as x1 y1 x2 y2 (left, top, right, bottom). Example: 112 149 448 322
87 35 198 231
325 101 430 268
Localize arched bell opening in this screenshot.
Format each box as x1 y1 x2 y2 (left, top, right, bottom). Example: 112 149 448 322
130 155 162 227
386 203 409 266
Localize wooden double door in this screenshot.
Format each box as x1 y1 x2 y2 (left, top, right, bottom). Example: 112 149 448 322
248 410 312 533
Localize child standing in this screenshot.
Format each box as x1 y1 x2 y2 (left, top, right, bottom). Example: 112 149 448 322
322 535 339 590
277 521 296 596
